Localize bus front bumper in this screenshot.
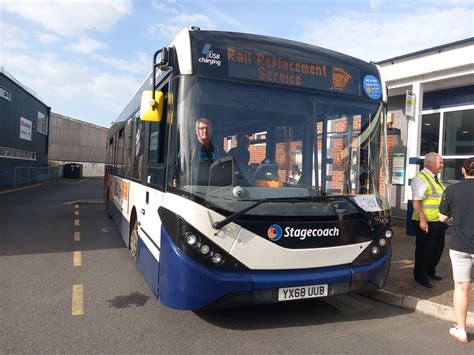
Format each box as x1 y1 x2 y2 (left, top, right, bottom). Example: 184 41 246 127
158 230 391 310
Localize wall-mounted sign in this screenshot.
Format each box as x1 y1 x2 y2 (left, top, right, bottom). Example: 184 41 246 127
405 90 415 122
20 117 32 141
392 152 406 185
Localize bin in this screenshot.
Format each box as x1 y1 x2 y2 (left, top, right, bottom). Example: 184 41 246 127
64 163 83 178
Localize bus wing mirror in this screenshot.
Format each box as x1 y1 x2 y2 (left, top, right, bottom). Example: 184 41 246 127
140 90 164 122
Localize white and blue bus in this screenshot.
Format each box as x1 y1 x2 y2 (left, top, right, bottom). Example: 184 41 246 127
105 27 393 310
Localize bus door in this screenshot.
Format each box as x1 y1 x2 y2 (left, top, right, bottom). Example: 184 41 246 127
139 85 170 261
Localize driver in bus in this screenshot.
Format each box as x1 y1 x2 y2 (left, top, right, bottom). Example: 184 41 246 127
193 118 220 163
173 118 222 187
192 118 223 185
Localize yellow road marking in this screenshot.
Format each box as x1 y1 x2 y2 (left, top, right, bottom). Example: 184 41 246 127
74 232 80 241
74 219 80 226
73 251 82 266
72 284 84 316
75 211 79 216
0 183 44 195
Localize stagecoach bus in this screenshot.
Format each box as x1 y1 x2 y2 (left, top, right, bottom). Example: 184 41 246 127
104 27 393 310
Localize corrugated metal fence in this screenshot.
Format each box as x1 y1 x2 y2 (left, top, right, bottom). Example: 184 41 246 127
0 166 63 188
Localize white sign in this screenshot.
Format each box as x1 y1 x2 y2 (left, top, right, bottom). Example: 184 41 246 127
392 152 406 185
405 90 415 122
353 194 382 212
19 117 32 141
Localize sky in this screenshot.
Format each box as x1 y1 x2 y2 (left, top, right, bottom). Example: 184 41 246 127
1 0 473 128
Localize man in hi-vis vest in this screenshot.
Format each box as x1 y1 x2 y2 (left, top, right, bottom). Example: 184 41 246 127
411 152 446 288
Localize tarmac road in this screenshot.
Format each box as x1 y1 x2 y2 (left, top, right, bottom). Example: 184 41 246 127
0 178 471 353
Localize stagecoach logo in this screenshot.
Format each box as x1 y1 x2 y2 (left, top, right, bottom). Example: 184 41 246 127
199 43 222 67
267 224 340 241
267 224 283 241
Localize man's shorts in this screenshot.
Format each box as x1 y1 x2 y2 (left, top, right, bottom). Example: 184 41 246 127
449 249 474 283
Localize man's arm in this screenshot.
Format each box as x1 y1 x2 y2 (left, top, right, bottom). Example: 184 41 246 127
439 190 451 222
412 200 427 223
439 213 450 222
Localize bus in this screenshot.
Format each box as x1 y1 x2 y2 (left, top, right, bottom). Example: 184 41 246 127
105 27 393 310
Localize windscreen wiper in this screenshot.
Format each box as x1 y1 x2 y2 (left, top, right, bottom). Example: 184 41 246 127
209 196 314 230
209 194 377 230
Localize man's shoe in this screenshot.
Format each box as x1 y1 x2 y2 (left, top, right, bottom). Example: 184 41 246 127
449 326 469 343
415 279 433 288
429 274 442 281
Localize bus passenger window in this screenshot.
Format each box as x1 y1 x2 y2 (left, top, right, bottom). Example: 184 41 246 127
132 120 145 181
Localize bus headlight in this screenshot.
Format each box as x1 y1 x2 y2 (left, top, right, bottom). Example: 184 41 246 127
385 229 393 239
185 233 199 248
371 246 380 256
212 253 224 265
199 244 210 256
159 206 249 270
352 229 392 266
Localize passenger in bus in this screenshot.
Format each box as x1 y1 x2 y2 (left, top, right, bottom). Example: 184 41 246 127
288 164 302 184
227 135 250 171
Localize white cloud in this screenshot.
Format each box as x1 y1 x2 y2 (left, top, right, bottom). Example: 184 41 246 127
202 3 250 33
150 0 179 12
34 31 61 44
1 0 133 37
68 36 109 54
147 11 214 42
300 6 474 62
370 0 381 11
0 20 29 50
1 48 141 127
147 0 249 40
92 52 149 75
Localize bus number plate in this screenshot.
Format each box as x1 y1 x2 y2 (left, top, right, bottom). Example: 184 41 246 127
278 284 328 301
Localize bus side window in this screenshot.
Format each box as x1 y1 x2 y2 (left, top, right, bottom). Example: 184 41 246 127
123 118 134 178
117 127 125 176
132 114 145 181
147 85 168 188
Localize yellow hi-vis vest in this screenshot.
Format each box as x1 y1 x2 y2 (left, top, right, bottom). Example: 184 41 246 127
412 170 445 222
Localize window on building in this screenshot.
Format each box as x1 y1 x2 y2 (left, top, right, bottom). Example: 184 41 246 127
420 113 440 155
443 159 467 182
0 86 11 101
37 111 48 135
443 109 474 155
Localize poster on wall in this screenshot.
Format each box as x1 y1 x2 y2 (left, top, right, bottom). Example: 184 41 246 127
392 152 406 185
19 117 32 141
405 90 415 122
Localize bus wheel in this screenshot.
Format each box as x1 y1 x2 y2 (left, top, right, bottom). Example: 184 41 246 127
130 218 138 261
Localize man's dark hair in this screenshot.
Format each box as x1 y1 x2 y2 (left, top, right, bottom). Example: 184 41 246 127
462 157 474 176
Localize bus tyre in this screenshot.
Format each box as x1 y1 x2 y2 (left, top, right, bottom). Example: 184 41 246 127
130 218 138 261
